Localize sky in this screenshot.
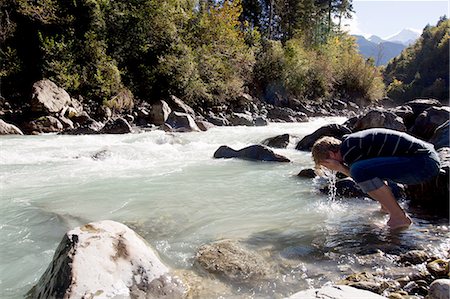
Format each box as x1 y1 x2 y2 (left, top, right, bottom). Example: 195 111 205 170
342 0 449 39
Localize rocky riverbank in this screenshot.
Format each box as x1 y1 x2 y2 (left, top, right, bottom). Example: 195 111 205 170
28 220 449 299
1 79 362 136
3 79 449 299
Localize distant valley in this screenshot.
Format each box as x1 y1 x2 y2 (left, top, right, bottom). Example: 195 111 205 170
354 28 421 66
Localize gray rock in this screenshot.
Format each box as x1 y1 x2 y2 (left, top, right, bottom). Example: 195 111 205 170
267 106 308 122
428 279 450 299
353 109 406 132
166 95 195 116
31 79 81 115
150 100 172 125
99 117 132 134
213 145 290 162
390 105 416 129
195 120 215 131
297 168 316 178
287 285 386 299
25 116 63 134
166 111 200 132
261 134 290 148
410 106 450 141
227 112 255 126
206 112 231 126
28 220 187 299
195 240 270 283
254 116 268 126
0 119 23 135
58 116 74 130
295 124 351 151
404 98 442 118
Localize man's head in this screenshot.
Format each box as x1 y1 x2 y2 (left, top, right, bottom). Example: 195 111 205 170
311 136 342 169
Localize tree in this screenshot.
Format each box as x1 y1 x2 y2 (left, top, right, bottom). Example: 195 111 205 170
384 17 449 103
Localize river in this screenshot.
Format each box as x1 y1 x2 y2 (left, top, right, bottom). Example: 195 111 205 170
1 117 448 298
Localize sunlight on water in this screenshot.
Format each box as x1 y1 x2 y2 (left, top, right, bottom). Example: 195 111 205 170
0 117 449 298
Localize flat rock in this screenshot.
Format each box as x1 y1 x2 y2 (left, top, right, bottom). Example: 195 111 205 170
287 285 386 299
195 240 271 284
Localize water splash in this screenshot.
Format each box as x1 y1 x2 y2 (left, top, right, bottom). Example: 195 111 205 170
322 168 337 201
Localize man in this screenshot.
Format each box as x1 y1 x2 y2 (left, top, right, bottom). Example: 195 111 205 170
311 128 441 229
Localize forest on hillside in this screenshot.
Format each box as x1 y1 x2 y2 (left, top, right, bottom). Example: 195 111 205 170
384 16 449 103
0 0 448 117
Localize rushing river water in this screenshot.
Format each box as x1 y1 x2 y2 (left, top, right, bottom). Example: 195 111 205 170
1 117 449 298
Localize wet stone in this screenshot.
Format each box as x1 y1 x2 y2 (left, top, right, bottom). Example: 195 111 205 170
399 250 431 265
428 279 450 299
195 240 272 284
403 281 429 296
427 259 450 278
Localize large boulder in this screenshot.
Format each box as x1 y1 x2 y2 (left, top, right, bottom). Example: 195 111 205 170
429 120 450 150
261 134 290 148
295 124 351 151
267 106 308 122
297 168 316 178
287 285 386 299
404 98 442 118
28 220 187 299
150 100 172 125
410 106 450 141
205 112 231 126
352 109 406 132
166 111 200 132
227 112 255 126
0 119 23 135
166 95 195 116
195 240 271 284
405 147 449 217
60 119 103 135
99 117 133 134
195 119 215 131
31 79 82 115
213 145 290 162
24 116 64 134
390 105 416 129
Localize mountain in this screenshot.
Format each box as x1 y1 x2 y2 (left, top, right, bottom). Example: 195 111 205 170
354 35 406 66
368 35 384 44
385 28 421 46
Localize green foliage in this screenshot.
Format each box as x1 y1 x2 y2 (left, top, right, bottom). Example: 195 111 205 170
254 34 384 103
3 0 383 113
325 35 385 100
384 17 449 103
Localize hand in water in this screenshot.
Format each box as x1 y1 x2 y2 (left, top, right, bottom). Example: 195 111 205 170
321 159 343 172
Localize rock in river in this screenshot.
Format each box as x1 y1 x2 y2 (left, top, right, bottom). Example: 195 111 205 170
213 145 290 162
28 220 187 299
